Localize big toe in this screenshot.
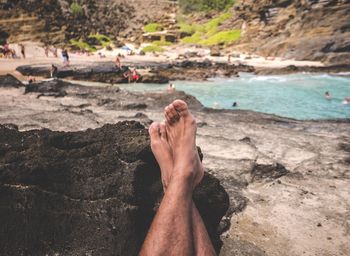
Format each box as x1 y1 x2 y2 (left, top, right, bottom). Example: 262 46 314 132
149 122 160 142
172 99 189 117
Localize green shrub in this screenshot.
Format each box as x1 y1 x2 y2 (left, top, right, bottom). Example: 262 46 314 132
181 31 202 44
88 33 112 47
180 12 235 45
152 40 173 46
69 39 96 52
179 22 197 34
204 12 232 36
143 23 162 33
141 45 164 53
70 2 83 16
200 29 240 45
179 0 235 13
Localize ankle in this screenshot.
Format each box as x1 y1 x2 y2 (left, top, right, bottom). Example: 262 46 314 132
169 172 196 192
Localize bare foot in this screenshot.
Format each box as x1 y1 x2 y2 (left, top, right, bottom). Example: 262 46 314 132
148 122 172 190
164 100 204 189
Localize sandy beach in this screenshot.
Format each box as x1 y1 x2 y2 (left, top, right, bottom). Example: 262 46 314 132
0 42 325 79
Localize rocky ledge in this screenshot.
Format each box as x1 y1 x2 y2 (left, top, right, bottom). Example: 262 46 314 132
1 75 349 256
16 61 255 84
0 122 229 256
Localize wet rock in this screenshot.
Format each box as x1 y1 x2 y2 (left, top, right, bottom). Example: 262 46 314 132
255 64 350 75
16 61 254 84
25 79 70 97
1 123 18 130
0 74 23 88
339 142 350 153
123 103 147 110
134 112 148 118
0 122 229 256
251 163 289 182
140 74 169 84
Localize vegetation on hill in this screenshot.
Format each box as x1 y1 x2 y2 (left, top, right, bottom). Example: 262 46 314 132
141 40 173 53
70 2 83 16
179 12 240 46
143 23 162 33
179 0 235 13
69 39 96 52
69 33 112 52
88 33 112 47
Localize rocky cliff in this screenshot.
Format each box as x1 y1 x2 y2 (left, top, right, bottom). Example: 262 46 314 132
232 0 350 64
0 122 229 255
1 0 349 65
0 0 175 44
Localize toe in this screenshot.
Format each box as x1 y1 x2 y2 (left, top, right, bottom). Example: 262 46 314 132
172 99 189 116
164 106 172 116
159 122 167 140
168 104 180 122
164 108 172 124
149 122 160 140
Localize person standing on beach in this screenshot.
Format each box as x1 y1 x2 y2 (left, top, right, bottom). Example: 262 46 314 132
44 45 49 57
3 41 10 58
50 64 58 79
140 100 216 256
19 44 25 59
115 56 121 70
132 68 140 82
62 49 70 67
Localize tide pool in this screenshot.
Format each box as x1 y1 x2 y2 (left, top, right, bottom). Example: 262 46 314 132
118 73 350 120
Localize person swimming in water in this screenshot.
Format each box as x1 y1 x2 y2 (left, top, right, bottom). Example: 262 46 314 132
167 83 176 93
325 91 332 100
342 96 350 105
232 102 238 107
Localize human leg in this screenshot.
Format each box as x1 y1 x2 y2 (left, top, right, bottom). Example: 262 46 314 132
139 122 194 256
141 99 216 255
164 100 216 255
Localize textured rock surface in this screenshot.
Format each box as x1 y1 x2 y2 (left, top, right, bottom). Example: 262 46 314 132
16 61 254 83
1 78 349 256
0 0 175 44
0 74 23 88
0 122 229 255
232 0 350 65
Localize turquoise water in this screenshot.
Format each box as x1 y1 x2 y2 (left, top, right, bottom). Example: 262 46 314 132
118 73 350 120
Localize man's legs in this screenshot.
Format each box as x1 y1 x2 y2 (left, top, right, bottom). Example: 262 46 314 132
140 100 216 255
140 122 195 256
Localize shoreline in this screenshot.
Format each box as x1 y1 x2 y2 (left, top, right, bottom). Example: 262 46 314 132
2 42 349 81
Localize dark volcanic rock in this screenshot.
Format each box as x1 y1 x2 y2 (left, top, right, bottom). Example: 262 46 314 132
25 79 71 97
0 74 23 88
16 61 255 84
251 163 289 182
140 74 169 84
123 103 148 110
0 122 229 256
255 64 350 75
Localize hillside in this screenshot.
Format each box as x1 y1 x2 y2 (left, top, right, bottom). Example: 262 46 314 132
0 0 176 45
0 0 349 64
231 0 350 64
